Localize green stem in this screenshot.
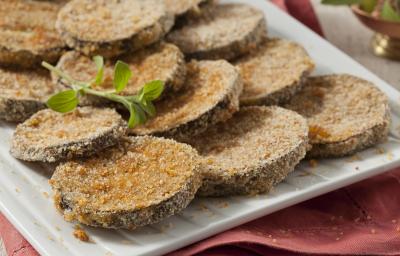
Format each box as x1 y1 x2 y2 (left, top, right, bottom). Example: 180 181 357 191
42 62 87 89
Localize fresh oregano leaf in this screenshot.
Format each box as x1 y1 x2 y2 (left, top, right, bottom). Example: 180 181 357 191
46 90 78 113
142 80 165 101
140 100 156 117
93 55 104 85
127 104 147 128
113 60 132 93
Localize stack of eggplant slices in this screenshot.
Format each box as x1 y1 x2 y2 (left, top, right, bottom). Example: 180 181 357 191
1 0 391 231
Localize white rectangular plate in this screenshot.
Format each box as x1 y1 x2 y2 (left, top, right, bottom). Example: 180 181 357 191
1 1 400 255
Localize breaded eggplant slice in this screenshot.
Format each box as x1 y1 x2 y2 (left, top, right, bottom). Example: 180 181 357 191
55 43 186 106
56 0 175 58
0 68 60 122
167 3 267 60
50 136 202 229
0 0 66 68
129 60 242 140
183 106 308 196
235 38 315 106
10 107 127 162
285 74 391 158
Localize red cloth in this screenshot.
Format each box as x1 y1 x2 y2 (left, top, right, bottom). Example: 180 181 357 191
170 168 400 256
0 1 398 256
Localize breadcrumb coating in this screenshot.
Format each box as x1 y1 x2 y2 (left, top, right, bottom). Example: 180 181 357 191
167 3 267 60
235 38 315 106
285 74 391 157
130 60 242 139
50 136 202 229
11 107 127 162
0 68 61 122
164 0 207 16
55 43 186 102
56 0 174 57
0 0 66 67
183 106 308 196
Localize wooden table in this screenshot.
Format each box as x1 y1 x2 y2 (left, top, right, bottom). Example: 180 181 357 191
312 0 400 90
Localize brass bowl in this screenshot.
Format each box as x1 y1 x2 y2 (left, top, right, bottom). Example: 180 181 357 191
351 5 400 60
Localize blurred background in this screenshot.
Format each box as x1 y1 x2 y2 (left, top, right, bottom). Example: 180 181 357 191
312 0 400 90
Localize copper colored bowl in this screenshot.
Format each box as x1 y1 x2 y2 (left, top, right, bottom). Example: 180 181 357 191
351 5 400 60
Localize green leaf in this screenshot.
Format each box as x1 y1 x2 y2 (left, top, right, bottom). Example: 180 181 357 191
113 60 132 93
93 56 104 85
360 0 377 12
381 0 400 22
46 90 78 113
321 0 362 5
142 80 164 101
127 103 147 128
140 100 156 117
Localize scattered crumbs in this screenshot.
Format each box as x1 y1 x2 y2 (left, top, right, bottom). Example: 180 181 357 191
73 225 89 242
55 226 61 231
48 235 55 242
42 192 49 198
160 222 174 232
105 252 113 256
272 238 277 243
375 148 385 154
217 201 229 208
309 159 318 168
371 229 376 234
15 188 20 193
121 239 133 245
388 153 394 161
392 219 397 224
346 154 362 162
198 202 209 212
298 171 311 177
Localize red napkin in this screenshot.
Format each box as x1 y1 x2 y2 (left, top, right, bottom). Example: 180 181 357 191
0 1 398 256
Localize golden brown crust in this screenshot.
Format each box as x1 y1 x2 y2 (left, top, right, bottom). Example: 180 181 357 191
10 107 127 162
129 60 242 140
0 68 61 122
167 3 267 60
164 0 208 16
0 0 66 68
285 74 391 157
183 106 308 196
55 43 186 106
235 38 315 106
56 0 175 58
50 136 202 229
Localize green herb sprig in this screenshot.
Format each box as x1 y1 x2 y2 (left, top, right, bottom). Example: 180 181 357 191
42 56 164 128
